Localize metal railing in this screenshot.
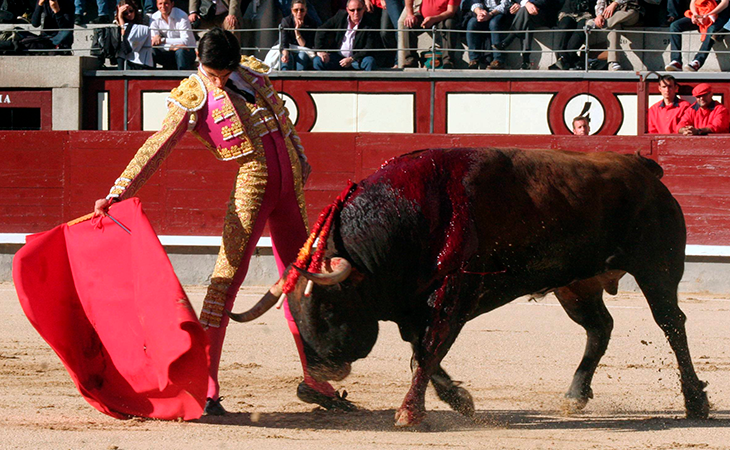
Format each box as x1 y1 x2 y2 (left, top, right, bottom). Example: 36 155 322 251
3 22 730 72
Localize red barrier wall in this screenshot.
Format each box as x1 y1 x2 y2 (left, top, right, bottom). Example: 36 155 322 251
2 131 729 246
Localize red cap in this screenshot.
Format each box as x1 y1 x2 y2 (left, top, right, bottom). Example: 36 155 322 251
692 83 712 97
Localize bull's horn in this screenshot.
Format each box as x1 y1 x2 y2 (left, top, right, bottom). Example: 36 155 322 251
294 257 352 286
227 280 283 322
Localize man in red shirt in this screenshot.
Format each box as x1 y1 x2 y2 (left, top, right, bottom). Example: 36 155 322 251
647 75 690 134
398 0 461 68
678 83 730 135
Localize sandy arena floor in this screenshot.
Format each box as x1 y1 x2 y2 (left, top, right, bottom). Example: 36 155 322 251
2 282 730 449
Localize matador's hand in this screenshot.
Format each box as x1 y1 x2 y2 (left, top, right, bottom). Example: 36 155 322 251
94 198 112 217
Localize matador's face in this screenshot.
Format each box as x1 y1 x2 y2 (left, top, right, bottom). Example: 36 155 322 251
201 65 233 89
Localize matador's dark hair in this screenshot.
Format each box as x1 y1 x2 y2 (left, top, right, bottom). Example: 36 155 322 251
197 28 241 71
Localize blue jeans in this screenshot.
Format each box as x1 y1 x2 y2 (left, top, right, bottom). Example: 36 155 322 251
281 50 313 70
669 9 730 65
74 0 114 17
153 48 196 69
384 0 403 28
465 13 509 63
313 53 377 71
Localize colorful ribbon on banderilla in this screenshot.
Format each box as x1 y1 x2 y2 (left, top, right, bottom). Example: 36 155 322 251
282 181 357 295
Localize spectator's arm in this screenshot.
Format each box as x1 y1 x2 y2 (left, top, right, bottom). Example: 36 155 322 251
493 0 511 14
707 0 729 17
31 3 43 27
647 107 658 134
422 2 458 27
709 105 730 133
228 0 241 20
351 27 380 61
677 107 694 132
595 0 606 16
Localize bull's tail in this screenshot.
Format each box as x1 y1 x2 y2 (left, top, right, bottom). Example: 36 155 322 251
633 151 664 179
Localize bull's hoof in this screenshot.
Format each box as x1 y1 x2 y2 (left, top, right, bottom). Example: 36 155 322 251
441 385 475 417
296 382 356 411
394 407 426 427
562 388 592 414
562 396 589 414
685 389 710 420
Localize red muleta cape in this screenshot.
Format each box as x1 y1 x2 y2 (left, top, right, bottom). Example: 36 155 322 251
12 198 209 420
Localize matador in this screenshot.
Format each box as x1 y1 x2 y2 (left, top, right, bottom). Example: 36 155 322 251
94 28 353 415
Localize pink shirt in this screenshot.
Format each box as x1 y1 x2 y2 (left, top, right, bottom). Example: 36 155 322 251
340 17 359 57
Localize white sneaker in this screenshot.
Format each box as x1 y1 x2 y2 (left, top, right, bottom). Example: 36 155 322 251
665 61 682 71
609 62 622 71
685 60 701 72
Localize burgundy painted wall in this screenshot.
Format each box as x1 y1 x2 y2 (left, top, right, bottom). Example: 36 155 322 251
1 131 729 246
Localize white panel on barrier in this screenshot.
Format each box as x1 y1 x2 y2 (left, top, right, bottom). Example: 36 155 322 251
142 92 170 131
617 95 637 136
446 93 509 134
310 93 357 132
509 94 552 135
97 92 109 131
357 94 414 133
280 93 298 124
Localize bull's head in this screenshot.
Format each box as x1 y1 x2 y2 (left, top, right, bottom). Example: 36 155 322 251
228 257 379 383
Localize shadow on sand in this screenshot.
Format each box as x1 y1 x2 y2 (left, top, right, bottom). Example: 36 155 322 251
193 408 730 432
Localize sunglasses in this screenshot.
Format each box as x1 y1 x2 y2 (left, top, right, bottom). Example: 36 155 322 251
348 7 363 11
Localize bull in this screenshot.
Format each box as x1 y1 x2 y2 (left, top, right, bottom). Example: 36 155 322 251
229 148 709 427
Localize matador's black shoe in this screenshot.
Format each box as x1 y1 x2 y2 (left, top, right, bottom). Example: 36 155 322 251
296 382 356 411
204 397 227 416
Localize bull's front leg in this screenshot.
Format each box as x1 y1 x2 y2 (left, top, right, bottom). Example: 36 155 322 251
395 276 474 427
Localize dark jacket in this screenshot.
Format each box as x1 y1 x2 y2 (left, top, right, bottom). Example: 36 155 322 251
527 0 562 27
314 9 380 62
280 13 318 50
559 0 596 14
30 0 74 48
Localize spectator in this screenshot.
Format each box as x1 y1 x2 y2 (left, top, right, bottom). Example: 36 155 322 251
188 0 243 34
31 0 74 50
678 83 730 135
275 0 322 23
461 0 512 69
588 0 643 71
280 0 318 70
551 0 596 70
647 74 690 134
572 115 590 134
491 0 561 70
150 0 196 69
665 0 730 72
313 0 380 71
116 0 154 69
397 0 461 68
368 0 398 67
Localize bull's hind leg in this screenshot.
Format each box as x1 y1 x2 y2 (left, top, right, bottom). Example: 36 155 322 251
554 277 614 413
634 275 709 419
395 275 476 427
430 366 475 417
